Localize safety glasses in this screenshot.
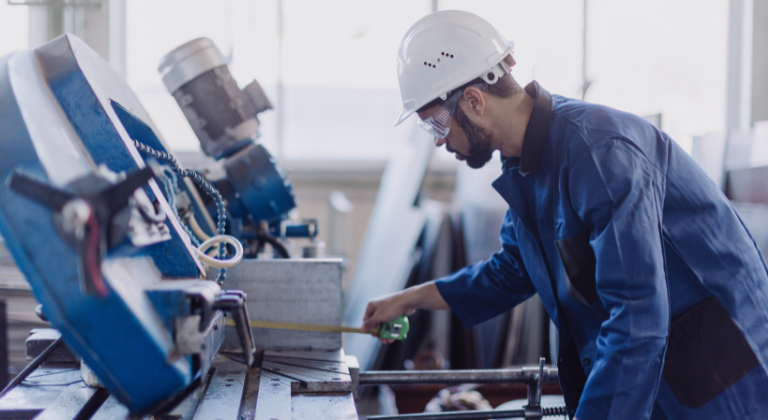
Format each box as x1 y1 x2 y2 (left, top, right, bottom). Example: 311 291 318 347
417 84 484 139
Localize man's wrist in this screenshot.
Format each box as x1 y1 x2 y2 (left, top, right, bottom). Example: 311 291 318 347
401 281 447 312
399 283 424 312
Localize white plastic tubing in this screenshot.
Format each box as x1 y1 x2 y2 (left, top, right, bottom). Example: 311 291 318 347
194 235 244 269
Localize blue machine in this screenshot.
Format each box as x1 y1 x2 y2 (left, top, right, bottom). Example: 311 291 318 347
158 38 317 257
0 34 255 414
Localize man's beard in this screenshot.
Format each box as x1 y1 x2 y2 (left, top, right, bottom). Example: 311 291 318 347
453 106 494 169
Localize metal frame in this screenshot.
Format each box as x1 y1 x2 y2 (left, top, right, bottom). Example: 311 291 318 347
360 358 565 420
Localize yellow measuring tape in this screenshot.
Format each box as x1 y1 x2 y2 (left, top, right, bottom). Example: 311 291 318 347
224 315 410 340
224 318 371 335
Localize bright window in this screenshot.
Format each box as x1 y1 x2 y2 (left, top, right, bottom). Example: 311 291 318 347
440 0 728 152
126 0 431 160
0 3 29 58
125 1 727 160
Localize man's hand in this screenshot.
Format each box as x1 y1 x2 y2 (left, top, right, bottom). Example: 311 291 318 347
362 292 415 344
361 281 450 344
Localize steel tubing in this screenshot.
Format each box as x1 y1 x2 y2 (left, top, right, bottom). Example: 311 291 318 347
368 408 526 420
368 406 567 420
358 366 558 386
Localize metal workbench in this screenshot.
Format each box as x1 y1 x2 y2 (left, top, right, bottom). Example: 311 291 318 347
0 347 359 420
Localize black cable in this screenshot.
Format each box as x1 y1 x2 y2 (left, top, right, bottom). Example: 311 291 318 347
0 337 65 399
133 140 229 282
258 233 290 259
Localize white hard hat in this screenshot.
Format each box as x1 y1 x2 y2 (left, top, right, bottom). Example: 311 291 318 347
394 10 514 126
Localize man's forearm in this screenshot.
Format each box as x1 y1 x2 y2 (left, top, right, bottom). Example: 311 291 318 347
362 280 450 333
401 281 450 311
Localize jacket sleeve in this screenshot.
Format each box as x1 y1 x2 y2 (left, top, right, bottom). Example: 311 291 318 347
434 210 537 329
569 139 670 420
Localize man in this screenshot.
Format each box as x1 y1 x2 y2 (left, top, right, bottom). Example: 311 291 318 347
361 10 768 420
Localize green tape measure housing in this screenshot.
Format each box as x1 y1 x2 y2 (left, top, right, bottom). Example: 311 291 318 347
377 315 410 340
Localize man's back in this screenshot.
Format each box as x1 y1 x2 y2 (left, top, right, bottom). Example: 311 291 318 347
540 93 768 418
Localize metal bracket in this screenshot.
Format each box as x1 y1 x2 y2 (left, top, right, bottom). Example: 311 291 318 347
6 165 167 296
522 357 545 419
213 290 257 367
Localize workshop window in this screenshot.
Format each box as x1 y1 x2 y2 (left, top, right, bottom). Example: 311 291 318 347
122 0 726 161
0 3 28 58
125 0 432 161
440 0 727 153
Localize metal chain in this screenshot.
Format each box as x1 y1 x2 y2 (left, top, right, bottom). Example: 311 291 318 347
159 167 201 247
133 140 227 282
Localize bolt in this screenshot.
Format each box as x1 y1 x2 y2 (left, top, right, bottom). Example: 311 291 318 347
61 199 92 239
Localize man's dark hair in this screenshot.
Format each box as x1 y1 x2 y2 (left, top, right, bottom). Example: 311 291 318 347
416 72 521 113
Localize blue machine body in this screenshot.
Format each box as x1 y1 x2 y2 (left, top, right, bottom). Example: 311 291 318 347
0 35 225 413
222 143 296 225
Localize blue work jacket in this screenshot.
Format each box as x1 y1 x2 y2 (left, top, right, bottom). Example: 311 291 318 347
435 81 768 420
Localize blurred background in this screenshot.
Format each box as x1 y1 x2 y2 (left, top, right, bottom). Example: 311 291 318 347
0 0 734 159
2 0 768 415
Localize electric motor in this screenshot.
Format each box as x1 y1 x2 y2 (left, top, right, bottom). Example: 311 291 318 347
158 37 272 159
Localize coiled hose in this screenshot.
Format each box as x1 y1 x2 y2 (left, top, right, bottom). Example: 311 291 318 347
133 140 229 282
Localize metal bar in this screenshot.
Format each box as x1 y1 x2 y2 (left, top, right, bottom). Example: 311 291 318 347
368 409 526 420
72 387 109 420
528 357 545 408
0 337 64 399
215 296 255 367
369 406 568 420
192 358 247 420
255 370 291 420
358 366 557 386
0 301 7 389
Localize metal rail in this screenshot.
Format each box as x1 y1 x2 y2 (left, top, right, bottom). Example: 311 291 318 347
360 359 566 420
368 406 568 420
358 366 558 386
369 409 526 420
0 337 64 399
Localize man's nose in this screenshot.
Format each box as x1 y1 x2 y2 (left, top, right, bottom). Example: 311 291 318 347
434 136 447 147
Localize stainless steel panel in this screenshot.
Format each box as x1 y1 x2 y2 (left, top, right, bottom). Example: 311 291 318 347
223 259 343 350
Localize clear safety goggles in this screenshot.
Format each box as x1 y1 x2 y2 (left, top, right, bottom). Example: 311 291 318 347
417 84 484 139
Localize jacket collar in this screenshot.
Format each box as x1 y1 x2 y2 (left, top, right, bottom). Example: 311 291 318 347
501 81 553 175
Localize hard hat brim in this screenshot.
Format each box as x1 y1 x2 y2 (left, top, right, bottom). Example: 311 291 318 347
394 107 415 126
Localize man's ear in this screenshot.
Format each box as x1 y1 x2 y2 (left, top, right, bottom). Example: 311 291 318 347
504 53 516 68
462 86 486 117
